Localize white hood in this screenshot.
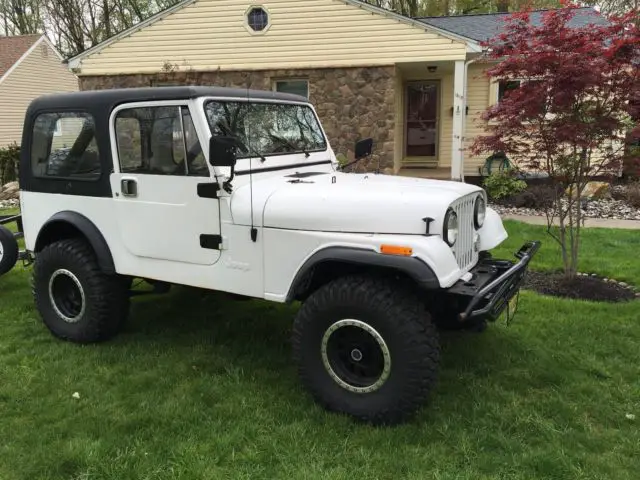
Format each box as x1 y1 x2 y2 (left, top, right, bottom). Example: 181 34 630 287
230 172 483 235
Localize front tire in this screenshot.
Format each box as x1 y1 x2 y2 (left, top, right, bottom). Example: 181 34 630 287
292 275 440 425
33 238 130 343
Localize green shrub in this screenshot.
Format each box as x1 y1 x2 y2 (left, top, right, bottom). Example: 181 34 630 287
0 143 20 185
482 170 527 200
335 153 348 168
624 182 640 208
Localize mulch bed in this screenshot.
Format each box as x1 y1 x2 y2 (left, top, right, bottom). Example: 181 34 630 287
523 271 637 303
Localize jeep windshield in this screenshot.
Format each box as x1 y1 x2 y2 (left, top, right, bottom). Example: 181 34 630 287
204 100 327 159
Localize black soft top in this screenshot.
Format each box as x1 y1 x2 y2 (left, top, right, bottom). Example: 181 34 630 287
20 86 310 199
26 86 309 115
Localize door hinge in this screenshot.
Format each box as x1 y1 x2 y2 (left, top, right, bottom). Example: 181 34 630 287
200 234 226 250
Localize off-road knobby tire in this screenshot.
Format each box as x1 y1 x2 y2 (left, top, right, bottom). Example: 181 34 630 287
33 238 130 344
292 275 440 425
0 225 19 275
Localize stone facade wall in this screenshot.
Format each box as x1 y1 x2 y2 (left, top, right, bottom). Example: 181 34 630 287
79 66 397 171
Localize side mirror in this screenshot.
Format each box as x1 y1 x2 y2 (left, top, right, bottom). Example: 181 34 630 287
355 138 373 160
209 136 238 167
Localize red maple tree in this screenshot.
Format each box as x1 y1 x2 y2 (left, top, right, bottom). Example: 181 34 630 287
472 4 640 278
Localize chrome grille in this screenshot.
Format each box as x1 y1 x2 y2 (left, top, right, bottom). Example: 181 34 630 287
451 193 479 272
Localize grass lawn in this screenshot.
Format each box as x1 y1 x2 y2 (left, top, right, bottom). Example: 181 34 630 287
0 217 639 479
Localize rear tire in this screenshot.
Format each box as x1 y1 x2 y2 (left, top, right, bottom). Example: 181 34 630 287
292 275 440 425
0 225 19 275
33 238 130 343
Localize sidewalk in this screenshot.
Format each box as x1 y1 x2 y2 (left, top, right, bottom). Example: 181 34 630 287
502 214 640 230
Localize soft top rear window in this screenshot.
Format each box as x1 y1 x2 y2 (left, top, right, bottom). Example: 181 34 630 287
31 111 101 180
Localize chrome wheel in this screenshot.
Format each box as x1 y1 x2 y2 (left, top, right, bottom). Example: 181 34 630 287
48 269 86 323
321 319 391 394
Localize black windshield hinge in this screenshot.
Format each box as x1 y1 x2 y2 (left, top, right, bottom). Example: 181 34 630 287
423 217 436 236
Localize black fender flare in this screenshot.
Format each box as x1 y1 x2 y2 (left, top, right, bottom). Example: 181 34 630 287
286 246 440 302
35 211 116 274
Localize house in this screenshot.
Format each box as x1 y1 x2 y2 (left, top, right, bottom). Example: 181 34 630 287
65 1 606 180
0 34 79 148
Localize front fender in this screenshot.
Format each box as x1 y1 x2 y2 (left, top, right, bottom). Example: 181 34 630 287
478 208 508 252
262 229 466 303
285 246 440 302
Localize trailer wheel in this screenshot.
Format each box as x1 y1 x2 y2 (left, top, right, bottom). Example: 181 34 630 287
0 225 19 275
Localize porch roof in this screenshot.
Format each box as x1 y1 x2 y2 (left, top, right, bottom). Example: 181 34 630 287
415 6 607 43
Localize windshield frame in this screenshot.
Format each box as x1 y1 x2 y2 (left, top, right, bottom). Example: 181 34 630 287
202 97 329 160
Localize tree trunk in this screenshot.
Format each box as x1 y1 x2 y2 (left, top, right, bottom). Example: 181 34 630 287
496 0 509 12
103 0 111 38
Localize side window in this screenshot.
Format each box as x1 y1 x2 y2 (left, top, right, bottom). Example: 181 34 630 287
31 112 101 179
182 109 208 176
114 117 142 172
114 106 208 176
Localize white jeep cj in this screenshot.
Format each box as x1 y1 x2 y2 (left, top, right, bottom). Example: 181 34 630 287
1 86 540 424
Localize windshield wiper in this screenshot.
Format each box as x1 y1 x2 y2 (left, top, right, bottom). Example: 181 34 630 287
270 134 310 158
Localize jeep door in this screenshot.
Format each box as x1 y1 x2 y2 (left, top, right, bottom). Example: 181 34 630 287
109 101 221 266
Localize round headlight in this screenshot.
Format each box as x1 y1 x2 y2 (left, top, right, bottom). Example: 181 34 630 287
474 196 487 229
443 209 458 246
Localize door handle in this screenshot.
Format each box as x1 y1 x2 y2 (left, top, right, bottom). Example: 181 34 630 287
121 179 137 197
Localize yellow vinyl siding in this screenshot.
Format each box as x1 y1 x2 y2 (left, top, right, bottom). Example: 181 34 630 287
462 62 620 176
78 0 467 75
463 63 492 176
51 118 87 150
438 73 453 167
0 41 79 148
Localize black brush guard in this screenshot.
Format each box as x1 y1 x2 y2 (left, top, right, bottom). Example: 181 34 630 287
448 241 541 322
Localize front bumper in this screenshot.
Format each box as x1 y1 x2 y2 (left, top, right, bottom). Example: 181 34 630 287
448 241 541 322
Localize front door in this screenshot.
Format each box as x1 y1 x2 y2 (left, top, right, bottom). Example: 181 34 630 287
110 102 221 266
405 81 439 161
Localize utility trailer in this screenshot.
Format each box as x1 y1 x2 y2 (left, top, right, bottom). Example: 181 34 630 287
0 212 29 276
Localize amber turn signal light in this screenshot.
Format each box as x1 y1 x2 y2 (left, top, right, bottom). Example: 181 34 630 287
380 245 413 256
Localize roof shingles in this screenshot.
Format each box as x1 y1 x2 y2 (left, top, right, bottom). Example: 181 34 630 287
0 34 41 78
415 7 608 43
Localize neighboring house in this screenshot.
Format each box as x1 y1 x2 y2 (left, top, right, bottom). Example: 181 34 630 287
65 1 606 180
0 34 79 149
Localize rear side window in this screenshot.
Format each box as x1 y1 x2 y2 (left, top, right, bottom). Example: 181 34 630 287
31 112 101 179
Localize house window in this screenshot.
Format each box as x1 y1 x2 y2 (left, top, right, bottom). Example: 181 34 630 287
247 7 269 32
498 80 521 102
31 112 101 180
274 80 309 99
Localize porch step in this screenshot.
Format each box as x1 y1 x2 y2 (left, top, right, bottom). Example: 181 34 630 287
398 167 451 180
